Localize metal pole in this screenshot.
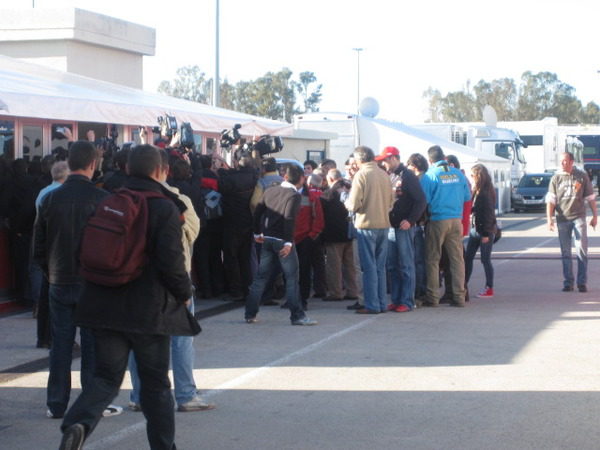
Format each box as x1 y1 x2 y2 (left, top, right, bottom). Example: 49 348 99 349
213 0 220 107
352 48 363 113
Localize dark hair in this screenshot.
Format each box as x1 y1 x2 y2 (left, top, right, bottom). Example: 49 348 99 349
286 164 304 185
68 140 98 171
158 149 169 169
304 159 317 169
445 154 461 169
427 145 445 163
562 151 574 161
320 158 337 169
406 153 429 173
262 157 277 173
471 163 495 203
128 144 161 178
353 146 374 163
171 159 191 181
199 154 212 170
114 148 131 171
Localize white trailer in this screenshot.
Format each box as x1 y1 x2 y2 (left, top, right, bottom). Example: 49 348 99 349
294 112 514 213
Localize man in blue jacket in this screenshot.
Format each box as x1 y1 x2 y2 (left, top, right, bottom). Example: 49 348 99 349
420 146 471 307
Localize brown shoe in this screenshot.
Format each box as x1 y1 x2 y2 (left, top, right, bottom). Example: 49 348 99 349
355 308 379 314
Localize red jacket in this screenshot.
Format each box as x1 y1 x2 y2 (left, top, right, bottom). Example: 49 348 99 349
294 188 324 243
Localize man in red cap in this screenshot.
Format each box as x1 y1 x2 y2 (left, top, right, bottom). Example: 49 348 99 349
375 147 427 312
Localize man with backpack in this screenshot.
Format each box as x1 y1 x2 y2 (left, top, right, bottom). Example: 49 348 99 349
33 141 122 421
57 145 200 450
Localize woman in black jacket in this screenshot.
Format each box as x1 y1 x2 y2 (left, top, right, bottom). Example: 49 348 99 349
465 163 497 298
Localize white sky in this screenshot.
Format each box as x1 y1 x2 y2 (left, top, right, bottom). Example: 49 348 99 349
10 0 600 122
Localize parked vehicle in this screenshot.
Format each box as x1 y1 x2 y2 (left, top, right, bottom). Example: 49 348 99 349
512 173 552 212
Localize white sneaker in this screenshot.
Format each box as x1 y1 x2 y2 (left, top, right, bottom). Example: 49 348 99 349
103 404 123 417
177 395 216 412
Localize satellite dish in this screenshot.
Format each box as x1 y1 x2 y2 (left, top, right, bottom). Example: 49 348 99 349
359 97 379 118
482 105 497 127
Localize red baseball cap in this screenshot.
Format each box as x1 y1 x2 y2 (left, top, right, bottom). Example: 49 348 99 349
375 146 400 161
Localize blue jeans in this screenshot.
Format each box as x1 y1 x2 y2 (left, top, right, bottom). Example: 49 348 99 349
414 225 426 298
245 237 305 322
557 218 588 287
47 283 95 416
356 228 389 312
465 228 495 288
129 301 197 406
387 226 416 309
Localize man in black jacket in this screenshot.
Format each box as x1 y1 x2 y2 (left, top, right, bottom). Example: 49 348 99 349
57 145 200 450
33 141 113 420
375 146 426 312
244 165 318 326
219 155 259 300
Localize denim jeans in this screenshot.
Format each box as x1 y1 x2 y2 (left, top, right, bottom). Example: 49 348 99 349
414 225 426 298
557 218 588 287
387 226 416 309
245 237 305 322
62 330 175 450
129 301 197 406
465 228 495 288
47 283 95 417
356 228 389 312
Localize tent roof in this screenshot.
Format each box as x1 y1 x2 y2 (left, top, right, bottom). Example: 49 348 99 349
0 55 292 137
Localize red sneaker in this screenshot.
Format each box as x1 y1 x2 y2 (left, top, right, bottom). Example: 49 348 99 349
395 305 411 313
476 287 494 298
386 304 398 311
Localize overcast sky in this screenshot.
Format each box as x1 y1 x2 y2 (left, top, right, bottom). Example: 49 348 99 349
10 0 600 122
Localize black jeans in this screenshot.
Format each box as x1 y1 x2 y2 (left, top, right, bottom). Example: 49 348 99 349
62 330 175 450
222 225 253 297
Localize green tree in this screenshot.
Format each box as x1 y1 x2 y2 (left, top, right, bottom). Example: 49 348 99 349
580 101 600 124
157 67 322 123
157 65 210 103
473 78 518 121
293 71 322 113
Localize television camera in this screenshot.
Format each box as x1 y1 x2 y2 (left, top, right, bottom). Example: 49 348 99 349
219 123 284 160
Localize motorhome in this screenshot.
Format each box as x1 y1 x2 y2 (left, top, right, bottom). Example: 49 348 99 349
294 109 514 213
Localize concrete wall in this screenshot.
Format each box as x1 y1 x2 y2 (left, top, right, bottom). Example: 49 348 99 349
0 8 154 89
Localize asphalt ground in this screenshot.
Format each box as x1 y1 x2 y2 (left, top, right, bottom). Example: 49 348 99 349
1 211 600 449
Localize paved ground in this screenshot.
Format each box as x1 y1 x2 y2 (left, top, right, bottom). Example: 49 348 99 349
1 211 600 449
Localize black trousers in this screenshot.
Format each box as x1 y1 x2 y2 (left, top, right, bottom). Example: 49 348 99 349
222 225 253 297
62 330 175 450
192 226 225 297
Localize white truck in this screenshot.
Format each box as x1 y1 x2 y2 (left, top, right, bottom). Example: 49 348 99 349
294 109 514 213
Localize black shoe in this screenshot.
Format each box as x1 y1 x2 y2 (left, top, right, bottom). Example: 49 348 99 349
562 285 574 292
322 296 343 301
421 301 439 308
346 301 362 310
578 285 587 293
343 295 359 300
312 292 326 299
59 423 85 450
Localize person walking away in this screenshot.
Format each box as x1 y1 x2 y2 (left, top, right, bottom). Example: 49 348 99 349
345 146 394 314
546 151 597 292
57 144 200 450
464 164 497 298
33 142 122 420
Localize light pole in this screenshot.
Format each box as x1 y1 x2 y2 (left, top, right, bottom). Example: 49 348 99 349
213 0 220 107
352 48 363 113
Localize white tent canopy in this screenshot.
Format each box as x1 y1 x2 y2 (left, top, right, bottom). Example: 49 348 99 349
0 55 292 137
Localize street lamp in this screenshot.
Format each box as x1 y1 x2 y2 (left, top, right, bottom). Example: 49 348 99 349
214 0 220 107
352 48 363 113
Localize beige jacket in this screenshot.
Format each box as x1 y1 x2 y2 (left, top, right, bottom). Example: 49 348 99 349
345 161 394 229
163 184 200 273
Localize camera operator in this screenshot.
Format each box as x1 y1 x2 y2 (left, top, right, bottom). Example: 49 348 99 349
218 154 259 301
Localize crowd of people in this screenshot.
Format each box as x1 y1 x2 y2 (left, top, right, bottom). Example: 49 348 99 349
1 126 596 448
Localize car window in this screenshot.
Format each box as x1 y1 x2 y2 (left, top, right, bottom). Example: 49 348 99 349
519 175 551 188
